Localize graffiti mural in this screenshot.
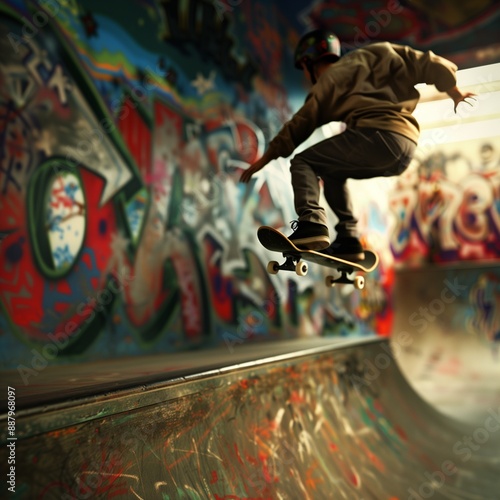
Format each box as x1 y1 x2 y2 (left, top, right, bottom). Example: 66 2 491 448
299 0 500 67
0 1 383 369
1 0 498 369
389 137 500 265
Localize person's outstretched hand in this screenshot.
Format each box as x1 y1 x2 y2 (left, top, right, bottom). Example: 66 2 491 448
447 85 477 113
239 152 273 183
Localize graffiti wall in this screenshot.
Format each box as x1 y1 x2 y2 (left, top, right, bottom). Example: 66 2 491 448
299 0 500 67
0 0 379 370
387 66 500 266
389 136 500 265
1 0 498 370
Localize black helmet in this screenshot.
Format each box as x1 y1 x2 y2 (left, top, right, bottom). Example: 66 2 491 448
294 29 341 70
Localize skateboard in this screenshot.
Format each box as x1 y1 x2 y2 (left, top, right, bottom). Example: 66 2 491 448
257 226 379 290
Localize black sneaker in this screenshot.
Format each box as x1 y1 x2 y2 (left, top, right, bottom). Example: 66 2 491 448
288 220 330 250
323 236 365 261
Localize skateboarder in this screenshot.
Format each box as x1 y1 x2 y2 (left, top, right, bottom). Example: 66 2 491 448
239 30 476 260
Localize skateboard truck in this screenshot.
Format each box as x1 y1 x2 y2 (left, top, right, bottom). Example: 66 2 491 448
325 269 365 290
267 253 309 277
267 255 365 289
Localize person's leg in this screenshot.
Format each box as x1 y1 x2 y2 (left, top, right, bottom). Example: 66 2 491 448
289 160 328 226
290 128 375 245
286 157 330 250
290 176 360 240
322 179 358 238
289 128 416 256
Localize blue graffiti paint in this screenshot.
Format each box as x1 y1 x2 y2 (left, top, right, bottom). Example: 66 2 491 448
5 237 25 264
98 218 108 235
40 248 102 331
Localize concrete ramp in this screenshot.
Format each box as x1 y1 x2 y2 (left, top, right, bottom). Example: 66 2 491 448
392 265 500 427
2 337 499 499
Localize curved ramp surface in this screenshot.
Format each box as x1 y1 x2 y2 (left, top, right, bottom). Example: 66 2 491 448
391 265 500 425
2 338 499 499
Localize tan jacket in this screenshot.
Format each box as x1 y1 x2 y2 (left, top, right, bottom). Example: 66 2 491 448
267 42 457 159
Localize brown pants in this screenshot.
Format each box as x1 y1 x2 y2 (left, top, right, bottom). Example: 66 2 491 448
290 127 416 238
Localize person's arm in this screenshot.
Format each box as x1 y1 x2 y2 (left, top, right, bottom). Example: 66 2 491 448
239 149 275 183
392 44 477 114
239 93 322 183
392 44 458 92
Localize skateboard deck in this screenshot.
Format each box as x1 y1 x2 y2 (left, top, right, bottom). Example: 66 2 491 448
257 226 379 289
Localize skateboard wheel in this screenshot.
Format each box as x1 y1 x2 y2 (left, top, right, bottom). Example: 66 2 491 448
354 276 365 290
267 261 280 274
325 276 336 288
295 261 308 276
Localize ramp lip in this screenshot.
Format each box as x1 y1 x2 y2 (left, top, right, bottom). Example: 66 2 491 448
1 336 386 441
